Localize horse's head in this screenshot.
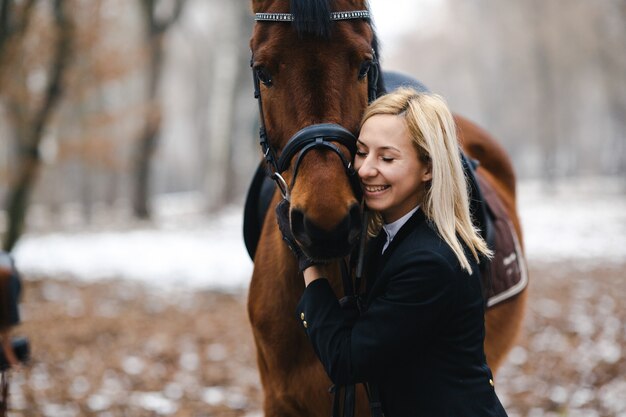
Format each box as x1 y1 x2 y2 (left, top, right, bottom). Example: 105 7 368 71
251 0 379 261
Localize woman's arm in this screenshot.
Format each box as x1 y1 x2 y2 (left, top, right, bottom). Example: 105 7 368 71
297 251 457 385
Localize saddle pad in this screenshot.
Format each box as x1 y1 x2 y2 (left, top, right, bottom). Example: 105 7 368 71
476 174 528 308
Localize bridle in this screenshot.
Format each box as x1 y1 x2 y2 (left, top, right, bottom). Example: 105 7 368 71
251 9 380 201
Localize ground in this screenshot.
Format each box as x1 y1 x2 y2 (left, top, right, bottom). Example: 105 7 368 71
3 261 626 417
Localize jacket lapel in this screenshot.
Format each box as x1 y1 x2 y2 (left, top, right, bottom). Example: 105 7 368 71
365 208 427 306
364 232 386 296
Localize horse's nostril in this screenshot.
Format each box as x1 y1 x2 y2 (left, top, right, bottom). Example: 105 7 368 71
290 208 312 247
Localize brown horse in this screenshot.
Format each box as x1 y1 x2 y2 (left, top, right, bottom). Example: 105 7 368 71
247 1 527 415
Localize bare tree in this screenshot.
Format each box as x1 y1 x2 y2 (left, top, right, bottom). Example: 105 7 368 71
0 0 37 63
595 1 626 181
132 0 186 219
1 0 73 251
203 0 251 211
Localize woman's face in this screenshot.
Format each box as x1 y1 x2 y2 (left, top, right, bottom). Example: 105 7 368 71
355 114 431 223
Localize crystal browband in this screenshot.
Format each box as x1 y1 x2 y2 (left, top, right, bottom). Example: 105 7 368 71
255 10 370 22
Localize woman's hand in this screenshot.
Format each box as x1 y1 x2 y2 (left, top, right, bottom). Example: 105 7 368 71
302 265 325 287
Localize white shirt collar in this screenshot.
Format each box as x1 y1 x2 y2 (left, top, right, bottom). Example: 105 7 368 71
381 206 419 253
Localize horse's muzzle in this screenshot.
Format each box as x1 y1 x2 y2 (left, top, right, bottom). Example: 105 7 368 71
290 203 362 261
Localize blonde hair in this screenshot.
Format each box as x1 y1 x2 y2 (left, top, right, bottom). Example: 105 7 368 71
360 88 492 273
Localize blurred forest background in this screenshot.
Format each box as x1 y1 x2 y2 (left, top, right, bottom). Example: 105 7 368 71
1 2 626 416
0 0 625 249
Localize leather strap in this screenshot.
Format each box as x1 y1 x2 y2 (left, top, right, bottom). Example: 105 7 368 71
366 383 384 417
277 124 357 173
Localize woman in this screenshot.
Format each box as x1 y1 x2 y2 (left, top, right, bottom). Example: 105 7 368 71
277 88 508 416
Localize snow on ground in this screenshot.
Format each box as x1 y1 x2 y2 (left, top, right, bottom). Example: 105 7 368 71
14 201 254 292
518 177 626 266
12 177 626 291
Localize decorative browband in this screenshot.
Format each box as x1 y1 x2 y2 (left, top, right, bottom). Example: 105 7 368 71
255 10 370 22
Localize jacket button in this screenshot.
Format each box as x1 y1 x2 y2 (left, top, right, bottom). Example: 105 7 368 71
303 320 308 328
300 312 305 320
489 378 494 387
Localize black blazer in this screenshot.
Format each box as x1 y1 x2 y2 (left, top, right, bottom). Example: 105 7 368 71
296 209 508 417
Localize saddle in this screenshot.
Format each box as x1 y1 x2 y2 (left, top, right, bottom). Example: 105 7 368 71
242 71 527 308
473 172 528 307
460 153 528 306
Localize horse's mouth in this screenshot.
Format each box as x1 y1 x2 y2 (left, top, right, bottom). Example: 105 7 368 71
291 204 362 261
298 231 360 262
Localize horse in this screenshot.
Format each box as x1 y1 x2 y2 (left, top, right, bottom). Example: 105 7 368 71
246 1 527 415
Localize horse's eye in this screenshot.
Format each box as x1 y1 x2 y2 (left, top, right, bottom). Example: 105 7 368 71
358 60 372 80
255 66 273 86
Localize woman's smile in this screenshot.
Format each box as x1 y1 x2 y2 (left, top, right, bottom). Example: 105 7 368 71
363 184 390 195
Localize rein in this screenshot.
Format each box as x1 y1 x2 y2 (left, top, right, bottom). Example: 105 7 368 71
251 8 382 417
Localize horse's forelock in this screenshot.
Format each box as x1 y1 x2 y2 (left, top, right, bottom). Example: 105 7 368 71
288 1 385 95
290 0 332 38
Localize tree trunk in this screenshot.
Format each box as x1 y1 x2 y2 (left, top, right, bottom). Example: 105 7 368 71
529 0 559 187
204 0 247 211
0 0 37 64
3 152 39 251
2 0 72 251
132 0 185 219
133 35 163 219
602 3 626 183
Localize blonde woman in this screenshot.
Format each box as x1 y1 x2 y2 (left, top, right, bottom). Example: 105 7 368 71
277 88 507 416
